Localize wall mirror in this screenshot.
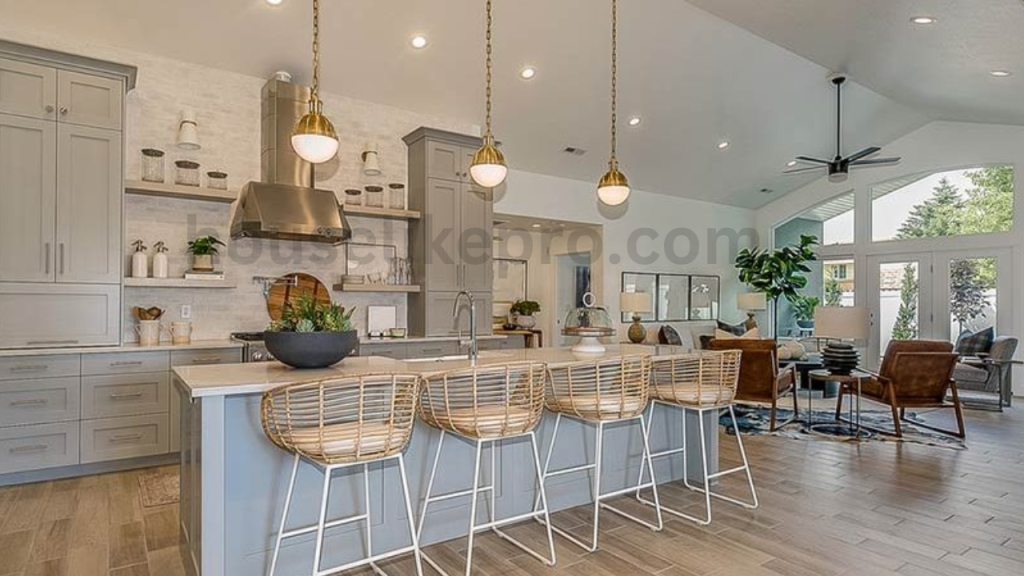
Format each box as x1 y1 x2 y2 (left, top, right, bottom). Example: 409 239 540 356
688 275 721 321
657 274 690 321
621 272 657 322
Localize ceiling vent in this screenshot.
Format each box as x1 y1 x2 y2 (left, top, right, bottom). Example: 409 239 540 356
563 147 587 156
759 188 775 195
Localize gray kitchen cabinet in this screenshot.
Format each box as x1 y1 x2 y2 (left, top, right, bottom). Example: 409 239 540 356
56 123 121 284
422 292 493 337
57 70 122 131
80 413 169 464
426 140 465 182
0 422 79 475
460 183 494 292
0 283 120 348
0 376 80 427
422 179 461 291
0 57 57 120
0 113 57 283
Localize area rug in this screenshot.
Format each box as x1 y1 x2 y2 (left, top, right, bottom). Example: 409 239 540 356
719 405 967 450
139 470 180 507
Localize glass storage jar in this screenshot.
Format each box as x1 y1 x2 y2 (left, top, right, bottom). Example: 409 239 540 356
365 185 385 208
344 188 362 206
207 171 228 190
175 160 201 187
388 183 406 210
141 148 165 183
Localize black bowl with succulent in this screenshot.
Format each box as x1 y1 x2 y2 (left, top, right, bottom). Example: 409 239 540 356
264 295 358 369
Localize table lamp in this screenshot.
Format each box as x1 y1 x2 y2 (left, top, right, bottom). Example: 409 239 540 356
620 292 653 344
814 306 870 375
737 292 767 332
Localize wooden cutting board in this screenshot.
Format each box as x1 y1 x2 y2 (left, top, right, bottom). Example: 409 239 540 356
266 273 332 321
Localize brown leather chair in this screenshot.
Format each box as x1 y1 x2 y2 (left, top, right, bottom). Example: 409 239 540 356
708 338 798 430
838 340 964 438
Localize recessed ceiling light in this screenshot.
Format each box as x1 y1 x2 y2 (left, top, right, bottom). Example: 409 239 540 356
717 141 731 150
628 116 642 126
520 66 537 80
787 160 798 167
410 35 428 49
265 0 283 5
531 223 542 228
910 16 937 25
990 70 1012 77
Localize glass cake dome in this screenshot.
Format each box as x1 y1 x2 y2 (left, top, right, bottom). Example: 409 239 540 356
562 293 615 354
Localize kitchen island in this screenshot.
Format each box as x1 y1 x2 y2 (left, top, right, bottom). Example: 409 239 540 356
172 345 720 576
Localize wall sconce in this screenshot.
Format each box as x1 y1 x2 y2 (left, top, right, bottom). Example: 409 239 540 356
176 110 201 151
361 143 382 176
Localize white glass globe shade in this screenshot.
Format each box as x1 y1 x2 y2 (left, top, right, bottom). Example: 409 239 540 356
470 163 508 188
291 133 339 164
598 184 630 206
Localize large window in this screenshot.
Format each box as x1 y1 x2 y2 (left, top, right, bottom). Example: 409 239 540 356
778 192 854 247
871 165 1014 242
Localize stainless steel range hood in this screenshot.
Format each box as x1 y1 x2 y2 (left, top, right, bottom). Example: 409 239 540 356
230 78 350 244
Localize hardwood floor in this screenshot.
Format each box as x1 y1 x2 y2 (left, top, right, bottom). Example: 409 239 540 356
2 407 1022 576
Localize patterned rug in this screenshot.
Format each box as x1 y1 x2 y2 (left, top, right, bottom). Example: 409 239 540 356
139 469 180 507
720 405 967 450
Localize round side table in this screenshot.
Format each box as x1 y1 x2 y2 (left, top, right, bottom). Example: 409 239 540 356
807 370 871 439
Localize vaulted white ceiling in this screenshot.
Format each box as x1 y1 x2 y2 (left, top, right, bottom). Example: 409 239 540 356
1 1 1015 208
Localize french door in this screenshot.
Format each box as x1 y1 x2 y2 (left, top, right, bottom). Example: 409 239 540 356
866 248 1012 368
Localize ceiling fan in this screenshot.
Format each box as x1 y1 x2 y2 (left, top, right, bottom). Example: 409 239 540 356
785 73 901 183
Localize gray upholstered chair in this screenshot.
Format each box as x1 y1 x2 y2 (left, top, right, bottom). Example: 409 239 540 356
953 336 1019 410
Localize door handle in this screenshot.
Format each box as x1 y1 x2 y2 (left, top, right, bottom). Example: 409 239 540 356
45 242 51 274
45 105 55 113
59 243 65 274
59 106 69 115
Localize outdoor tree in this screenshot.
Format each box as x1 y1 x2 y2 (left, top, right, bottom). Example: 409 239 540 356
950 259 988 328
891 264 919 341
824 272 844 307
895 177 963 240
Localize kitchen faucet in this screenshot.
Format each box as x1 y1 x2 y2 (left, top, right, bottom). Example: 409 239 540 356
453 291 478 366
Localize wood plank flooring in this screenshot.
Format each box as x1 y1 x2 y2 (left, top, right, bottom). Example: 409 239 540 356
1 407 1022 576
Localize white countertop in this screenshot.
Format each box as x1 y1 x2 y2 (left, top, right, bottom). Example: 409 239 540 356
173 344 693 398
360 335 507 345
0 339 243 358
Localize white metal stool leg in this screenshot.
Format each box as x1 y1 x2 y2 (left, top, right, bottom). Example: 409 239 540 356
268 453 300 576
397 454 425 576
312 463 333 575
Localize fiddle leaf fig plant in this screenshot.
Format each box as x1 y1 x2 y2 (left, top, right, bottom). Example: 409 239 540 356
735 234 818 337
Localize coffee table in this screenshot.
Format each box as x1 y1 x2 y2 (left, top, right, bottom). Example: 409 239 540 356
807 370 871 439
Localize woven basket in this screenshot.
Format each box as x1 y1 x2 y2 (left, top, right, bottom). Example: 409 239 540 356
650 350 741 407
545 355 652 421
261 373 419 465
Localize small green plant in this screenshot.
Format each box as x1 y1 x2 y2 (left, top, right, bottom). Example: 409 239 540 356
511 299 541 316
267 294 355 333
791 295 820 323
186 235 226 256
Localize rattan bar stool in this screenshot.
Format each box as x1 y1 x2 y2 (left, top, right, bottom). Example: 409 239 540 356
261 373 423 576
636 350 757 526
417 362 555 576
537 355 663 553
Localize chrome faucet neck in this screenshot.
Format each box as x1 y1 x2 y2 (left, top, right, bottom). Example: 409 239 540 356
454 291 478 366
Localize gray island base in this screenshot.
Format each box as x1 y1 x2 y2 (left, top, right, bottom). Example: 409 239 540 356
172 346 720 576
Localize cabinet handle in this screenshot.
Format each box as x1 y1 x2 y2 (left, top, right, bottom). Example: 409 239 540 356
10 365 48 373
10 444 48 454
45 105 55 113
59 243 65 274
44 242 51 275
109 391 146 400
59 106 68 115
110 433 143 443
10 398 48 407
191 358 220 364
26 340 79 346
110 360 144 367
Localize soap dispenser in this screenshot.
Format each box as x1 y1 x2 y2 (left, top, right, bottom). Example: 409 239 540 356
152 241 169 279
131 240 149 278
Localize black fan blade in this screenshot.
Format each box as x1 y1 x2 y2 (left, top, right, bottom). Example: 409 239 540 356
795 156 831 165
850 157 901 167
784 166 825 175
844 146 882 163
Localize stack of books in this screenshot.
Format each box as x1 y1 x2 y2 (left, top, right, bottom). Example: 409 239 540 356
184 270 226 281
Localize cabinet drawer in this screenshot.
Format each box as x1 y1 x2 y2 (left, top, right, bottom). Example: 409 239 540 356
406 341 458 359
358 343 407 360
171 348 242 367
0 422 79 475
82 351 170 376
0 355 80 381
81 372 168 419
0 377 80 427
0 283 120 348
477 338 505 351
80 414 168 464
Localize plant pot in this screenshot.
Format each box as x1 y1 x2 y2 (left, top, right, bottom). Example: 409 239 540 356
515 314 537 329
796 319 814 330
191 254 214 272
263 331 358 369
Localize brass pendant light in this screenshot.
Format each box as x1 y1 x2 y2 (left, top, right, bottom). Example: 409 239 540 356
469 0 509 188
292 0 340 164
597 0 630 206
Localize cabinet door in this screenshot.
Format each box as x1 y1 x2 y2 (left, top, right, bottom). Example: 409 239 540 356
0 283 120 348
462 146 478 183
460 184 493 291
424 292 492 336
424 179 461 291
0 114 56 282
56 124 121 284
0 57 57 120
57 71 122 131
426 140 464 182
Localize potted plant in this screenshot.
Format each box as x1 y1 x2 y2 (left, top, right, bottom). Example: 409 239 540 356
510 299 541 329
186 235 225 272
735 234 818 338
264 295 358 368
792 295 820 330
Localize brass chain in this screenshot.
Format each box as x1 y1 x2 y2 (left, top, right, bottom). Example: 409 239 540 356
609 0 619 168
485 0 494 140
311 0 321 102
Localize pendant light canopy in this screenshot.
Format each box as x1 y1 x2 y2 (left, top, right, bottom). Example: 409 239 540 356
597 0 630 206
469 0 509 188
292 0 339 164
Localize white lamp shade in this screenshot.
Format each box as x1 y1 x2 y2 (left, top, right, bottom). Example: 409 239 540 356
598 184 630 206
176 110 201 151
470 163 508 188
620 292 652 314
362 148 382 176
737 292 767 311
291 133 339 164
814 306 870 340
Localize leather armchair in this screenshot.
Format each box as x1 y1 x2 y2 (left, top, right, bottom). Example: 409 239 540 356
708 338 799 430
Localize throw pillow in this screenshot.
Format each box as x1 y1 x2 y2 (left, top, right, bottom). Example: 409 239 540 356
658 325 683 346
714 327 760 340
698 335 716 350
956 327 994 356
716 320 747 336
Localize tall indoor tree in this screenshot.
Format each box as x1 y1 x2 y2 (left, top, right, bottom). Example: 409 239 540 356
735 234 818 338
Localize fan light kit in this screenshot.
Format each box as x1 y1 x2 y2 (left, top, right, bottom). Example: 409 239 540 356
785 73 901 183
469 0 509 188
291 0 340 164
597 0 630 206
